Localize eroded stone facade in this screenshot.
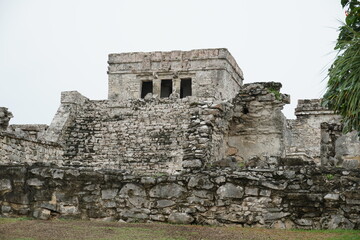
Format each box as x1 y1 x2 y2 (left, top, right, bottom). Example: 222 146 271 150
0 48 359 229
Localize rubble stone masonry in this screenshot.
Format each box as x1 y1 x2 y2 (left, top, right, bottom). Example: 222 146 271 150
0 49 359 229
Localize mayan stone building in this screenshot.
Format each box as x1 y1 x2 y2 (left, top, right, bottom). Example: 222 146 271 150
0 48 359 229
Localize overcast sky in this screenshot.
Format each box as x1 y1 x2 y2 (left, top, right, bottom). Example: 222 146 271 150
0 0 344 124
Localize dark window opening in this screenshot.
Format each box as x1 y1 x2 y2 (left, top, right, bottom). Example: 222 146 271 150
160 79 173 98
141 81 153 98
180 78 192 98
242 106 249 114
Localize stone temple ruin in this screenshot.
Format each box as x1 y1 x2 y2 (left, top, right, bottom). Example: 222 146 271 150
0 48 360 229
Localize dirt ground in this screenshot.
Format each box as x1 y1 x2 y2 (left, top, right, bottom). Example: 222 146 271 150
0 218 359 240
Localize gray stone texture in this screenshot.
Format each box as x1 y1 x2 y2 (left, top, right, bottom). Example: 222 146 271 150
0 48 360 229
0 165 359 229
0 107 13 130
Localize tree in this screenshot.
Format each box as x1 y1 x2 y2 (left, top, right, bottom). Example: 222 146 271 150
322 0 360 135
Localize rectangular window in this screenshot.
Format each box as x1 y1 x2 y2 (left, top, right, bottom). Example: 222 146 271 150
180 78 192 98
160 79 173 98
141 81 153 98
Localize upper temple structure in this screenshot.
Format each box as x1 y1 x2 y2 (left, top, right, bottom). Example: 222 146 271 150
1 48 360 228
108 49 243 101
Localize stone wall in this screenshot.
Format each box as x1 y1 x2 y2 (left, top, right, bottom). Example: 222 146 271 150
55 96 232 174
0 132 63 165
321 123 360 168
8 124 48 141
285 99 341 164
1 164 359 229
108 49 244 101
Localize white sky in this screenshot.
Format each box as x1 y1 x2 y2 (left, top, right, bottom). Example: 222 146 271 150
0 0 344 124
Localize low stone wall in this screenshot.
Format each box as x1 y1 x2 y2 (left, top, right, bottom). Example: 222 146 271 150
0 164 359 229
0 132 63 165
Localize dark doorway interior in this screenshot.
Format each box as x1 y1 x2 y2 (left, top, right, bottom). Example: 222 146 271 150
160 79 173 98
141 81 153 98
180 78 192 98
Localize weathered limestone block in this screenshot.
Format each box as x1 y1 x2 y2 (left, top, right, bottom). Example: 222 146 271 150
33 208 51 220
324 215 355 229
59 205 79 215
156 200 175 208
119 184 149 208
168 212 194 224
264 212 290 221
324 193 340 201
188 175 214 189
245 187 259 196
182 160 203 168
216 183 244 199
26 178 44 187
120 209 150 221
0 179 12 192
101 189 118 200
149 183 186 199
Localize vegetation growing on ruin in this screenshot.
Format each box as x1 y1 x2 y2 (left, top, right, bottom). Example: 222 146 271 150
267 87 282 101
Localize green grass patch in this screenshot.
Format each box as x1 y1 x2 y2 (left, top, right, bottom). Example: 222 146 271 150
0 217 32 224
11 238 36 240
291 229 360 240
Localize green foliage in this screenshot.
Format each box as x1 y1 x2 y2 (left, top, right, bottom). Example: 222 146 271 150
237 162 245 168
0 217 32 224
267 87 282 101
323 0 360 135
326 174 335 180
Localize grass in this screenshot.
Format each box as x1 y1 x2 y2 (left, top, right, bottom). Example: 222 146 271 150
292 229 360 240
0 217 32 224
0 218 359 240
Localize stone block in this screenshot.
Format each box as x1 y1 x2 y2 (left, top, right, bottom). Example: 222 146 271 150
119 184 148 208
182 160 202 168
217 183 244 199
188 176 214 189
168 212 194 224
59 205 79 215
245 187 259 196
295 218 313 226
0 179 11 192
33 208 51 220
101 189 118 200
1 205 11 213
27 178 44 187
324 193 340 201
156 200 175 208
150 183 186 199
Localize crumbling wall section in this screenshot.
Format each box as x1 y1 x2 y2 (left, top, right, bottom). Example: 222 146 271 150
225 82 290 167
42 91 89 143
0 107 13 131
285 99 341 164
8 124 48 141
1 165 359 229
0 132 63 165
321 123 360 168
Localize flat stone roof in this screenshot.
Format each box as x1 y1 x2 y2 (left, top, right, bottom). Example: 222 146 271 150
108 48 243 80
